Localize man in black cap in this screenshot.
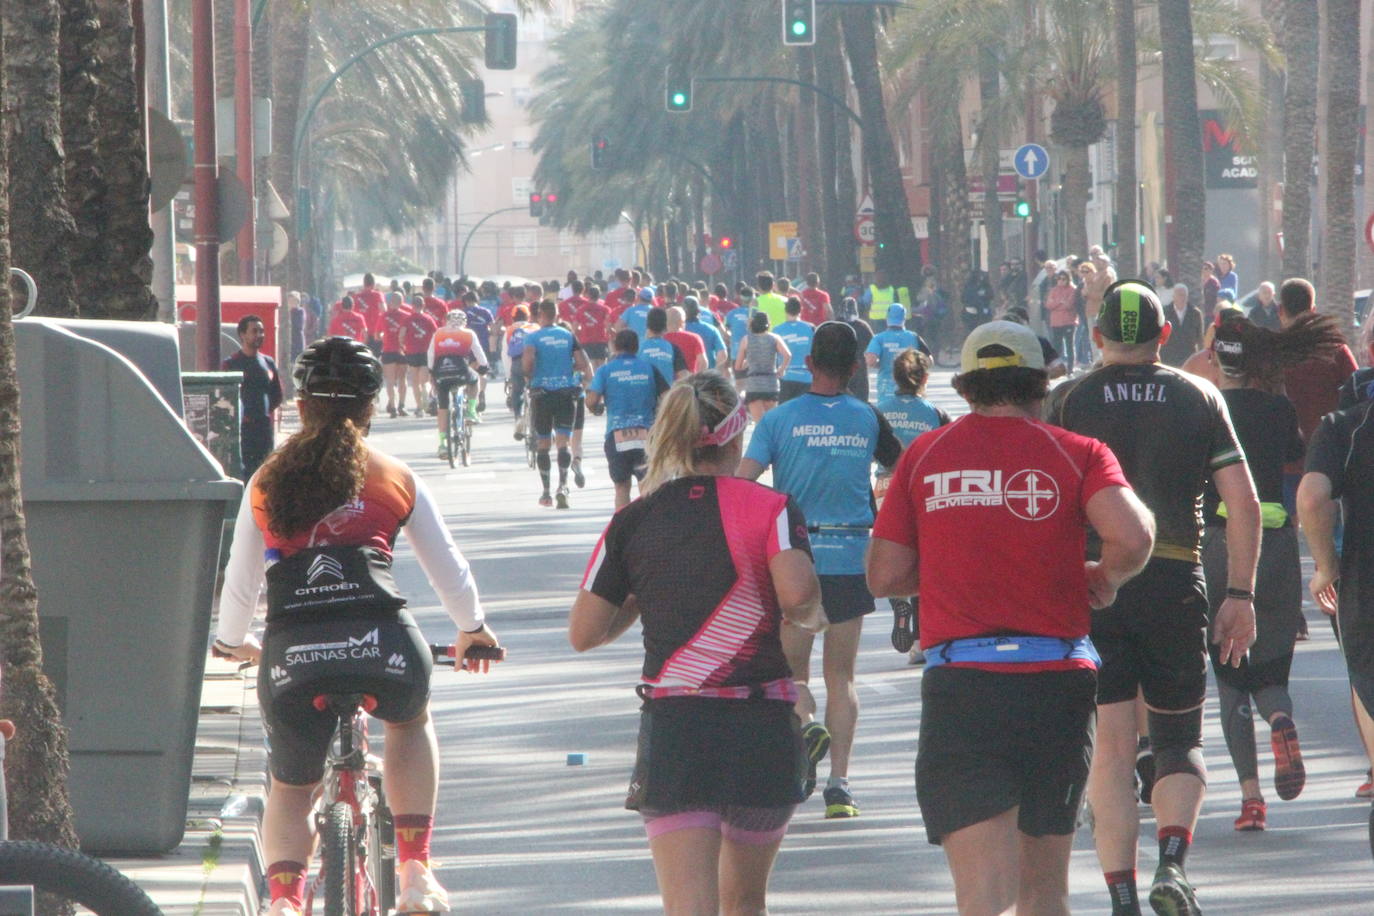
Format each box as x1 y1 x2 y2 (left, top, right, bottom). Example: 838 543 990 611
1046 279 1260 915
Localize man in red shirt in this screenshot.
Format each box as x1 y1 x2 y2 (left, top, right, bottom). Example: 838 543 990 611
573 282 612 369
420 277 448 325
708 283 735 323
799 272 833 325
868 321 1153 916
402 295 440 415
355 272 386 351
327 294 369 342
376 292 413 416
603 268 634 315
497 286 527 328
559 278 588 324
664 306 707 373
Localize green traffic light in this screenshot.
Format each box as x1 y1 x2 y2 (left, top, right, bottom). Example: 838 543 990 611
671 92 687 107
791 21 808 36
1014 199 1031 219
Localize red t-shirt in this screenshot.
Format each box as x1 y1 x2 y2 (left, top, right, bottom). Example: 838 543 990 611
375 307 412 353
708 295 735 322
328 310 369 342
422 295 449 325
664 330 707 373
799 288 831 325
604 286 634 315
355 288 385 335
1282 343 1359 473
400 310 438 356
574 300 613 344
873 413 1129 663
498 302 526 328
560 295 587 324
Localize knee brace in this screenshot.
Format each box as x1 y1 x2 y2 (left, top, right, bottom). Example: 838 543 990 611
1148 707 1206 783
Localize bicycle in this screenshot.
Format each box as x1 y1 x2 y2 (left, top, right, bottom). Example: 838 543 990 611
303 643 506 916
445 389 473 469
0 720 164 915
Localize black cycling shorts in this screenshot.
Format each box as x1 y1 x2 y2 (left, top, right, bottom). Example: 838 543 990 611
434 373 476 410
819 574 875 624
916 666 1096 844
1092 558 1208 710
531 387 578 438
258 610 432 785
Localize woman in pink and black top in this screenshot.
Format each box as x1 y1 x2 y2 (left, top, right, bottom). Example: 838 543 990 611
570 370 825 915
1043 268 1080 374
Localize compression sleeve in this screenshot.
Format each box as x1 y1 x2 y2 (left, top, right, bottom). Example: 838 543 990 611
401 474 484 631
216 481 267 646
470 338 489 369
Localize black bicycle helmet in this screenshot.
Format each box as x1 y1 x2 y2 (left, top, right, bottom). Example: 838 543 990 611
293 336 382 399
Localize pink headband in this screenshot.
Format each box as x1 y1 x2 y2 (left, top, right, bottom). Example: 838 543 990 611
698 402 747 448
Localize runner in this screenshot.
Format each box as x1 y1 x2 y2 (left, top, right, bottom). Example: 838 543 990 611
774 297 816 403
618 287 656 341
1046 279 1259 915
866 305 922 404
356 272 387 353
570 371 824 916
733 312 791 422
725 289 755 361
402 295 439 416
683 296 729 371
585 329 670 509
664 306 708 374
428 310 488 459
755 271 787 327
640 308 690 384
573 283 613 371
420 277 449 325
738 322 903 819
327 294 369 342
376 292 413 417
867 320 1152 916
503 306 539 439
834 298 874 403
522 299 591 508
799 272 833 325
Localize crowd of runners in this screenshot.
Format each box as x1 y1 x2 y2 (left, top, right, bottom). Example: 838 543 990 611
222 252 1374 915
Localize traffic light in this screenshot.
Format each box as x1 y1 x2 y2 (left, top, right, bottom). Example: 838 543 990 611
529 192 544 218
484 12 517 70
460 79 486 123
540 191 560 226
591 136 609 170
782 0 816 46
1014 198 1031 219
718 236 734 250
665 67 692 112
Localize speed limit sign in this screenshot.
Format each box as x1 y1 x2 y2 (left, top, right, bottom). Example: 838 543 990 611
854 214 876 245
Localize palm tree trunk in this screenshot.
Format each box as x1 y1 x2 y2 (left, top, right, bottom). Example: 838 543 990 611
930 63 970 327
1280 0 1319 278
1159 0 1205 304
1359 4 1374 289
4 0 80 316
797 48 828 279
267 0 309 291
1063 144 1091 258
1114 0 1139 279
1257 0 1284 284
1320 0 1359 341
841 6 922 291
978 47 1004 268
92 0 158 320
816 16 858 295
0 12 83 862
60 0 104 314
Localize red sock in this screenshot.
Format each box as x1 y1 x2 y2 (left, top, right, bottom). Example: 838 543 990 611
394 814 434 863
267 860 306 905
1104 869 1139 914
1158 825 1193 868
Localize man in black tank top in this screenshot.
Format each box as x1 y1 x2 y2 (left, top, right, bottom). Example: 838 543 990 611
1045 280 1260 915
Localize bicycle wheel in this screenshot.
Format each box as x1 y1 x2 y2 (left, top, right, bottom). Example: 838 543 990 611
367 777 396 914
445 400 458 469
0 840 162 916
461 419 473 467
322 802 357 916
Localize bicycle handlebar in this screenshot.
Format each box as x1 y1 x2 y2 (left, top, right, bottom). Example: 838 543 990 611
429 643 507 668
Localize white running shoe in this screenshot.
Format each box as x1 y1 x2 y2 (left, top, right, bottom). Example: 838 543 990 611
265 900 302 916
396 859 451 913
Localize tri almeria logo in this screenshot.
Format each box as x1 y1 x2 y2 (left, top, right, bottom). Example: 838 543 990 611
923 468 1060 520
306 553 346 584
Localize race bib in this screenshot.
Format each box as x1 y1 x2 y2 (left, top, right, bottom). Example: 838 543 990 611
613 427 649 452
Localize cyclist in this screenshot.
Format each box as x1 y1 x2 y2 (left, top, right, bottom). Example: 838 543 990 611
212 337 499 916
503 305 539 439
586 328 670 509
570 371 825 916
523 299 592 508
428 310 489 459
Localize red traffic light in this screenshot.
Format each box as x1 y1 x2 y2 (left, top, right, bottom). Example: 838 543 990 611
530 192 543 203
718 236 734 249
546 192 559 204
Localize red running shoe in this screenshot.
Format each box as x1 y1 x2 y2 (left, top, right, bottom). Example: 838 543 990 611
1234 797 1267 831
1357 769 1373 799
1270 715 1306 801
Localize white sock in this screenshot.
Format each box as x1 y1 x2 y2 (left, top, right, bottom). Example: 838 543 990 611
827 776 848 790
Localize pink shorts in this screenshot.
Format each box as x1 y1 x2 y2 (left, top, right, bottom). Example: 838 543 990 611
640 804 794 847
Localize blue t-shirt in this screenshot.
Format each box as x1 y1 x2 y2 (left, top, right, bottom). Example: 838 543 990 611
621 304 652 341
639 337 685 384
866 328 920 401
686 319 728 367
463 303 494 342
590 354 667 432
745 393 890 575
775 320 815 384
726 307 752 357
526 325 580 389
876 393 948 448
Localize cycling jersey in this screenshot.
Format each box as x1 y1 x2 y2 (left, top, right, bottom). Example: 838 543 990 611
582 476 810 688
686 320 727 367
745 392 902 575
621 304 652 341
876 393 951 448
525 325 582 390
328 310 368 342
774 320 815 384
866 328 921 401
726 307 752 357
428 326 488 379
1046 362 1244 563
589 353 669 432
400 310 438 356
639 337 686 383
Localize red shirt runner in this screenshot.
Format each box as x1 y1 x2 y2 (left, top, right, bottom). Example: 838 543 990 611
574 299 612 345
328 309 369 342
401 310 438 356
422 295 449 325
375 307 412 353
799 288 831 325
664 330 707 373
355 288 386 336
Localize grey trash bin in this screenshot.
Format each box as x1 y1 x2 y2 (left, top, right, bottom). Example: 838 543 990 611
15 319 241 854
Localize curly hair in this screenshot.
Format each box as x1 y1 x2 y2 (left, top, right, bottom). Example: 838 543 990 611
1213 310 1347 387
255 396 372 539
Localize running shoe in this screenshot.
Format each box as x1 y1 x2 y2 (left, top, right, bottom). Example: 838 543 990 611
573 458 586 488
1234 797 1267 831
388 404 397 419
1136 739 1156 805
397 406 409 417
800 722 831 801
538 493 553 508
1148 863 1200 916
1270 715 1306 800
1359 769 1374 799
396 859 451 913
907 647 926 666
555 487 570 509
266 901 302 916
436 442 448 460
823 784 860 819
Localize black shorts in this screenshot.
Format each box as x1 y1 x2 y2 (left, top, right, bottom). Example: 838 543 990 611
626 697 805 813
584 342 609 361
819 574 875 624
404 352 427 368
916 666 1096 844
434 373 476 410
744 390 778 404
258 611 432 785
778 380 809 403
1092 558 1208 710
381 351 405 366
531 387 578 438
604 434 648 484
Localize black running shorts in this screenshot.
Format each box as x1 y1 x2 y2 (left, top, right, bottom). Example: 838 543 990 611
531 387 578 438
404 352 427 369
1092 558 1208 710
584 342 609 362
779 380 809 403
604 434 647 484
819 574 875 624
380 351 405 366
916 666 1096 844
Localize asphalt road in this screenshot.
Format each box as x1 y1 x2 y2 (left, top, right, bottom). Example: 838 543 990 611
369 368 1373 914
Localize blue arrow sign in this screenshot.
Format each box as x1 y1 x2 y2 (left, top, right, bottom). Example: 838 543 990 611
1014 143 1049 180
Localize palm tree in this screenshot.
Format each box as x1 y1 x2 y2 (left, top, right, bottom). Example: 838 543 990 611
0 10 83 858
1158 0 1206 298
1114 0 1139 278
60 0 102 315
4 0 80 316
1278 0 1318 279
1321 0 1359 342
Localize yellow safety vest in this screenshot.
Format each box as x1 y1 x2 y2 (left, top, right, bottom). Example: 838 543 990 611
867 285 909 320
